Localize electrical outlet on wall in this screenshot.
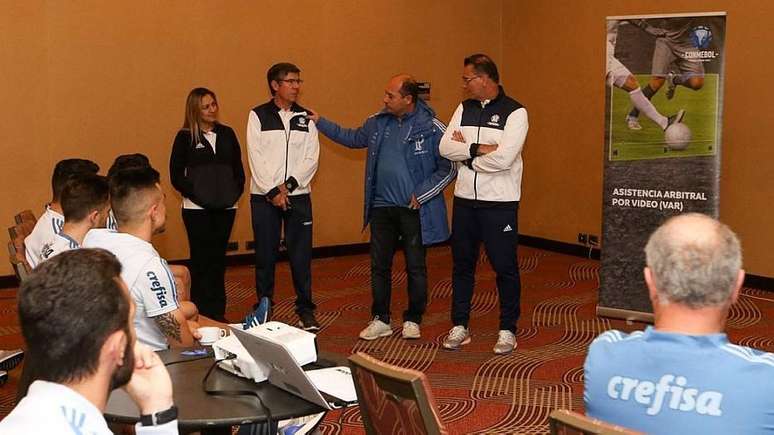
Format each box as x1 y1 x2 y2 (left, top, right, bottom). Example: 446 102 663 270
578 233 588 245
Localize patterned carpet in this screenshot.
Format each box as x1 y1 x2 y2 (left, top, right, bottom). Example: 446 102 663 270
1 245 773 434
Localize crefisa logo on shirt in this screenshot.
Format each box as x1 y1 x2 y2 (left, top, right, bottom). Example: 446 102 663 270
487 114 500 127
607 374 723 417
146 271 168 307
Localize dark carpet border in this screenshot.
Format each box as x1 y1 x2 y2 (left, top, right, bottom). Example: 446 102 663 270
2 235 772 290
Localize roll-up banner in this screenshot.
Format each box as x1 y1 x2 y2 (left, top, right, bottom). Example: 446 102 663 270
600 13 727 320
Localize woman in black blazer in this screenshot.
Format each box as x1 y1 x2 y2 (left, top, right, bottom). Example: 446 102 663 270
170 87 245 321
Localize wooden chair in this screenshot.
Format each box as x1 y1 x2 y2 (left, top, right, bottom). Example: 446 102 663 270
348 352 448 435
8 224 33 282
549 410 643 435
14 209 36 225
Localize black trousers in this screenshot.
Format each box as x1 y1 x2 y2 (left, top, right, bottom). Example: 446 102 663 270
450 200 521 332
182 208 236 320
370 207 427 324
250 194 315 315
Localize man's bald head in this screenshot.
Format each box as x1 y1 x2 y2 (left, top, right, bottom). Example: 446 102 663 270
392 74 419 103
383 74 418 117
645 213 742 308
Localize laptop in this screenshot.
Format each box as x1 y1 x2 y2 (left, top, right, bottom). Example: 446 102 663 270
231 327 332 410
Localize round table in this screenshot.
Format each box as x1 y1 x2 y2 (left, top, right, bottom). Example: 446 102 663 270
105 348 328 431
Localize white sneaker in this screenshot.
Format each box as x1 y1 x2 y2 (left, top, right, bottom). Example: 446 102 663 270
625 115 642 130
442 325 471 350
402 321 421 339
359 317 392 341
493 330 517 355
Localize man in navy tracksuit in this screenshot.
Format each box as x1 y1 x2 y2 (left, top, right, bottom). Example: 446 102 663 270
247 63 320 331
440 54 529 355
309 74 455 340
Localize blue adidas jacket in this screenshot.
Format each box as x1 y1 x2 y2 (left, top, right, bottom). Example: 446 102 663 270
316 99 456 245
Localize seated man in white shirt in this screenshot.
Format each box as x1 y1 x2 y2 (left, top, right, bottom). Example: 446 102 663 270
106 153 192 303
105 153 153 230
35 173 110 266
85 166 266 350
25 158 99 266
0 248 179 434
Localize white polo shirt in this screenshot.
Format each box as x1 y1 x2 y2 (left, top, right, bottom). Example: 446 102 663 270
36 232 80 267
84 229 180 351
24 205 64 267
0 380 177 434
106 209 118 230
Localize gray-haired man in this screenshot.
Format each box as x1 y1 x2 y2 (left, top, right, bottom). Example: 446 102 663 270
584 213 774 434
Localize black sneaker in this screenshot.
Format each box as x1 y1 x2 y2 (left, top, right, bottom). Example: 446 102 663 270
0 349 23 371
666 109 686 129
665 71 677 100
298 312 321 332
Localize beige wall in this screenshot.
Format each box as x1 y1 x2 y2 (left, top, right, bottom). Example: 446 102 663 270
4 1 773 278
0 1 502 276
502 1 774 277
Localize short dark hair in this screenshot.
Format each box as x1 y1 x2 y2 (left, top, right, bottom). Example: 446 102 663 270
51 159 100 201
107 154 151 181
464 53 500 83
109 166 161 226
19 249 128 384
398 77 420 104
267 62 301 96
61 174 110 222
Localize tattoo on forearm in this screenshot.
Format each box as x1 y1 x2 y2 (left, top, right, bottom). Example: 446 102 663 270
154 312 182 342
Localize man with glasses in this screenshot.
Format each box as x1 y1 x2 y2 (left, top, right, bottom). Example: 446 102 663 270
247 62 321 331
439 54 529 355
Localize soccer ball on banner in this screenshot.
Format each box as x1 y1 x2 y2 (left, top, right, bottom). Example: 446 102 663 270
664 122 692 151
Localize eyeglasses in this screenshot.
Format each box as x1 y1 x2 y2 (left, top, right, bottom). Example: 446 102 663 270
278 79 304 86
462 75 481 85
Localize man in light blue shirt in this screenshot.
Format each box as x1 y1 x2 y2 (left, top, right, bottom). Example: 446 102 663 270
584 213 774 434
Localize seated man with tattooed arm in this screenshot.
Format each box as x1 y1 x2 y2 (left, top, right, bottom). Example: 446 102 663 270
85 167 265 350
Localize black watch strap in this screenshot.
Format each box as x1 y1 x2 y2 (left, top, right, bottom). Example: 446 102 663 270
139 405 178 426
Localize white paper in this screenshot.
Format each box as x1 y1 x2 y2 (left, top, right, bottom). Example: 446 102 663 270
306 366 357 403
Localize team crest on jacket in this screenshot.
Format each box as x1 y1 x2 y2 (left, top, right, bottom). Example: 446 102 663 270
487 114 500 126
298 116 307 126
413 137 428 155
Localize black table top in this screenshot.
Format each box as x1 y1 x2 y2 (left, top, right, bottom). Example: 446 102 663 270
105 347 332 429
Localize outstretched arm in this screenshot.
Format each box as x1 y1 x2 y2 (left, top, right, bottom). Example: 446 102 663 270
308 109 370 149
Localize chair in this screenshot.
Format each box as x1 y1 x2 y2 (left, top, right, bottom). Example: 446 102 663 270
348 352 448 435
548 410 643 435
8 223 33 282
14 209 36 225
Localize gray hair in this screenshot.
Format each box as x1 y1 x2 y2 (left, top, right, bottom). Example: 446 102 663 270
644 213 742 308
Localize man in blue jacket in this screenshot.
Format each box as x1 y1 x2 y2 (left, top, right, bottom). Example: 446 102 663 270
308 74 455 340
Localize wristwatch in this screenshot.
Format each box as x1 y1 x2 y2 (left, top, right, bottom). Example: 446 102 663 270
139 405 178 426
